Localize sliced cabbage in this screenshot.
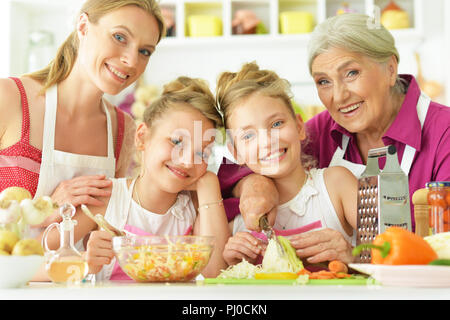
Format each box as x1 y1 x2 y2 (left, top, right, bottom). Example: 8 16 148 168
218 259 262 279
217 236 304 280
279 235 303 271
424 232 450 259
262 236 303 273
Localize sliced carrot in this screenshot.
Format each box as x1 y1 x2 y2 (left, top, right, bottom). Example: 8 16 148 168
297 269 311 275
311 274 335 279
335 272 351 278
328 260 348 274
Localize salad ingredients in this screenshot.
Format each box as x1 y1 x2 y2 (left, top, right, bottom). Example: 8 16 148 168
424 232 450 259
262 239 294 272
297 268 352 279
262 236 303 273
218 236 304 280
428 259 450 266
0 200 22 224
20 196 57 225
11 239 44 256
218 259 262 279
119 243 211 282
254 272 298 280
0 230 20 253
328 260 348 274
0 187 32 202
0 230 43 256
352 227 438 265
278 235 303 271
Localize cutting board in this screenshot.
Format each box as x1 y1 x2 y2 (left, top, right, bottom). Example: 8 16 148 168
203 278 373 285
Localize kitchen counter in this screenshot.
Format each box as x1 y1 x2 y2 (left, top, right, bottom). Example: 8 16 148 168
2 280 450 300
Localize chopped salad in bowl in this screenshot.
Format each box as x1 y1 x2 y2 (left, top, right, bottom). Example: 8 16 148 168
113 235 214 282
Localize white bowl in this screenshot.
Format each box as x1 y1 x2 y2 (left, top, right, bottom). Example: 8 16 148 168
0 255 44 288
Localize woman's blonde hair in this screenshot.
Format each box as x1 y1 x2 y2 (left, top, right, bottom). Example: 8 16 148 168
26 0 165 93
143 77 222 130
216 62 316 169
307 13 406 93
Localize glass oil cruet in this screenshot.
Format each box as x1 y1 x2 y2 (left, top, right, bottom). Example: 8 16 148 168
42 203 88 284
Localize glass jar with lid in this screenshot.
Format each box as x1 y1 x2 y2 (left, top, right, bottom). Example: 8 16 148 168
426 181 450 235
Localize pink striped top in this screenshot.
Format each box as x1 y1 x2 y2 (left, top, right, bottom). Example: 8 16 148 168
0 77 125 197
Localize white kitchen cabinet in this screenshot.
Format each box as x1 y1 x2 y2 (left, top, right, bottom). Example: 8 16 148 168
3 0 447 107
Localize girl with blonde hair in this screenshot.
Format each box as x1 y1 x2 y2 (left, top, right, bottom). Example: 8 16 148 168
43 76 230 281
0 0 165 222
217 62 357 266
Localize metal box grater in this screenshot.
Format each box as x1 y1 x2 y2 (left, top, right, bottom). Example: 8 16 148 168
356 145 412 263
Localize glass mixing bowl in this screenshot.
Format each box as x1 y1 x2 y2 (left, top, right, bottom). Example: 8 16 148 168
113 235 214 282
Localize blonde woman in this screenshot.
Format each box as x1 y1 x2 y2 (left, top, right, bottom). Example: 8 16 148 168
0 1 165 216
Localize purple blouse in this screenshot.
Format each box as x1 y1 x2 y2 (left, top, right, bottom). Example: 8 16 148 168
217 159 252 221
304 74 450 230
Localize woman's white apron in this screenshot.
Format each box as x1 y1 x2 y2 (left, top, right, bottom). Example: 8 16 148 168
329 92 431 179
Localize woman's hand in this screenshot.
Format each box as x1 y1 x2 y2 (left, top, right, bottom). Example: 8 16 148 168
288 228 354 264
51 175 112 207
223 232 266 266
85 230 115 275
33 175 113 229
236 174 279 231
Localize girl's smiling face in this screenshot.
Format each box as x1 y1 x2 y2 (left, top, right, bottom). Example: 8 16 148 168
137 106 216 194
77 5 160 94
227 92 306 178
311 47 398 136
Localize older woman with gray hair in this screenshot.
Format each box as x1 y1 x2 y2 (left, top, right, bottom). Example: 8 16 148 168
304 13 449 226
235 13 449 265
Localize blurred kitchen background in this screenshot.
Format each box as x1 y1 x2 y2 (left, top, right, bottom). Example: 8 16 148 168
1 0 449 123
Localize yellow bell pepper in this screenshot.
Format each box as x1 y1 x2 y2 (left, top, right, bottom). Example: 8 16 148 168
254 272 298 280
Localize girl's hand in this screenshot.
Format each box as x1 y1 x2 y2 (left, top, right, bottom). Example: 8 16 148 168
288 228 354 264
186 171 218 192
51 175 112 207
223 232 266 266
85 230 115 275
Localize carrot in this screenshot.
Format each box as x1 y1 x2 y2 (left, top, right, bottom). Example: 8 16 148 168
310 271 335 279
335 272 351 278
328 260 348 274
298 265 353 280
297 269 311 276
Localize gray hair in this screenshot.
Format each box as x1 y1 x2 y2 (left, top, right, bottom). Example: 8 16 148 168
307 13 407 93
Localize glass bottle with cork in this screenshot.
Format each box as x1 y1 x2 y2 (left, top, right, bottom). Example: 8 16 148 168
42 203 88 284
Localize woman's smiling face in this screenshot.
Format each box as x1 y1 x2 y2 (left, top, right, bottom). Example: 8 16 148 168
77 5 160 94
227 92 305 178
311 47 398 136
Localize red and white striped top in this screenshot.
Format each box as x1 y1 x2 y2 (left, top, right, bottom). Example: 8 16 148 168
0 77 125 197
